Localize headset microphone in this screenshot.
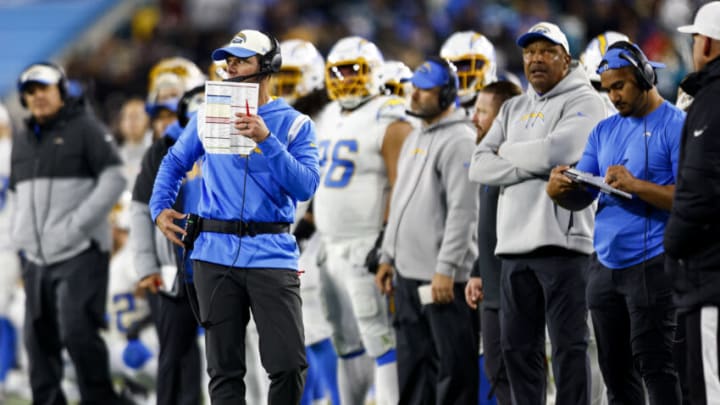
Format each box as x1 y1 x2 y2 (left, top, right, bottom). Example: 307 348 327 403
405 109 433 119
224 71 270 83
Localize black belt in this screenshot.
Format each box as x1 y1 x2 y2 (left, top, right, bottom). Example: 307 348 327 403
199 218 290 237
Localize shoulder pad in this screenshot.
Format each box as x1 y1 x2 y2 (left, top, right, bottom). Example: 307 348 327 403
376 96 408 122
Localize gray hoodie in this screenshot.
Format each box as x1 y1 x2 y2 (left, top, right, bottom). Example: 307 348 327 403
469 62 605 255
381 108 479 281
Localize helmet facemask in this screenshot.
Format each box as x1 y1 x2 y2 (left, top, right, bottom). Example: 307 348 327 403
271 66 303 105
448 54 490 101
326 59 373 109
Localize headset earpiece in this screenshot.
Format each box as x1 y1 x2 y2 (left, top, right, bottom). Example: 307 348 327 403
607 41 655 91
260 32 282 75
18 62 68 108
428 56 458 110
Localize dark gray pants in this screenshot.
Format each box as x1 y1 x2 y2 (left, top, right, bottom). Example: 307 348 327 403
22 245 118 405
147 284 201 405
193 260 307 405
482 307 511 405
394 272 479 405
500 249 590 405
587 253 681 405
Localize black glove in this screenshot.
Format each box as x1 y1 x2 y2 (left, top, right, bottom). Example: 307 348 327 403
364 226 385 274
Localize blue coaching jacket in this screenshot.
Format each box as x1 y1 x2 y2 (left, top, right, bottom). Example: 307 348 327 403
150 98 320 270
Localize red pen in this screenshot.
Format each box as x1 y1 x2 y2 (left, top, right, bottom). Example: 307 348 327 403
245 99 251 116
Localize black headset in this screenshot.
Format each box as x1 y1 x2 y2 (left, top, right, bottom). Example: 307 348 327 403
259 31 282 75
606 41 656 91
427 56 459 110
18 62 68 107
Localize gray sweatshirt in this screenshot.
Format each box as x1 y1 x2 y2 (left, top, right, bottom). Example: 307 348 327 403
469 62 606 256
381 109 479 282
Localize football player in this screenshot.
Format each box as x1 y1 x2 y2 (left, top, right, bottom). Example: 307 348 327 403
440 30 498 111
580 31 631 116
313 36 414 405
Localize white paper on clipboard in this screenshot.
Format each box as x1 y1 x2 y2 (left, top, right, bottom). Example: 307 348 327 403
202 80 259 156
158 265 179 298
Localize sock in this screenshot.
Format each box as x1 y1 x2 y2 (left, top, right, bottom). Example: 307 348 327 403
338 350 373 405
478 355 497 405
0 318 16 382
374 350 399 405
309 338 339 405
301 347 319 405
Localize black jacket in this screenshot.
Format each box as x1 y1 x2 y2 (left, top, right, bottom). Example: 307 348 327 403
664 56 720 310
10 97 126 265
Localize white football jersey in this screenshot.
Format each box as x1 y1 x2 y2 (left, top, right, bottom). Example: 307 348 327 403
313 95 409 240
106 244 151 341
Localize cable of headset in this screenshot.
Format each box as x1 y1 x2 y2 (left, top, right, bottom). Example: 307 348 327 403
183 155 250 329
643 115 652 306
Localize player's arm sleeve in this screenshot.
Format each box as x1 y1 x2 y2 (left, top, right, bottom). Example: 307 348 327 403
256 114 320 201
70 119 127 235
469 104 536 186
436 135 480 278
498 93 605 174
150 115 203 222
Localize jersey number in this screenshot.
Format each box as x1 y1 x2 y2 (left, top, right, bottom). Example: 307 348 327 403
319 139 357 188
113 293 137 333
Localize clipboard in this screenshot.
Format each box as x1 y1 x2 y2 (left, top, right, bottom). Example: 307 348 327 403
563 168 632 199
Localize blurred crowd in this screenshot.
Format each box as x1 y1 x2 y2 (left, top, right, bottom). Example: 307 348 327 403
61 0 702 145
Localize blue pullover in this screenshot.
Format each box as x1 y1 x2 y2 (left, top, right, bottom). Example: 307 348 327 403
150 98 319 270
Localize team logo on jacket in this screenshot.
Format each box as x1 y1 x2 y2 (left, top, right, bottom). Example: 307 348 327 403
518 112 545 128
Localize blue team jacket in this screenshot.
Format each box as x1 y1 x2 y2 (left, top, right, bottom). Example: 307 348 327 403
150 98 319 270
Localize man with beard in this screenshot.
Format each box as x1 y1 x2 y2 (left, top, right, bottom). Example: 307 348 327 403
547 41 684 405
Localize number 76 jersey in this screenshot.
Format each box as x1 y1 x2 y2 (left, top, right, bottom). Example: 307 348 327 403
313 96 410 240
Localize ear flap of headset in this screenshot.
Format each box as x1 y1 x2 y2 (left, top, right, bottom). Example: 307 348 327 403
428 56 458 110
260 32 282 74
608 41 655 90
18 62 68 108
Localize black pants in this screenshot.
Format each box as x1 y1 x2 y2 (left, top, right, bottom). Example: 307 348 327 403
679 306 720 405
394 272 478 405
147 283 201 405
193 260 307 405
482 307 511 405
500 250 590 405
587 253 681 405
22 245 119 405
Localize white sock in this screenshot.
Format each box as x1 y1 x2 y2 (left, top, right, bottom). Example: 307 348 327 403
338 353 373 405
374 360 399 405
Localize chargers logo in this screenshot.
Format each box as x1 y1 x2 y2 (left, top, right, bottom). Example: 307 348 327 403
531 24 551 34
519 112 545 128
231 33 247 44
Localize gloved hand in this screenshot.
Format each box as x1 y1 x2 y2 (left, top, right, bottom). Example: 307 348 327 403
122 338 153 370
364 226 385 274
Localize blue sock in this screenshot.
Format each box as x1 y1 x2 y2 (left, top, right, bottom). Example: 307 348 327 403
309 338 340 405
300 346 319 405
478 354 497 405
375 349 396 366
0 318 17 382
